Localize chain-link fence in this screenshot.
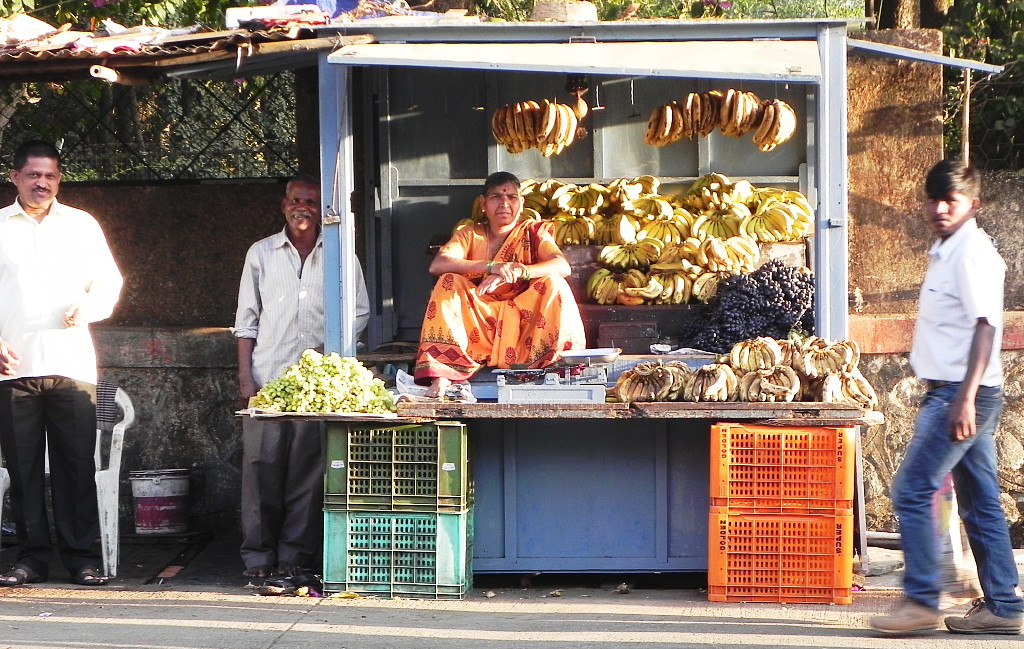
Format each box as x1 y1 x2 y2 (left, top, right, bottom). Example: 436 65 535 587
946 60 1024 172
0 71 298 182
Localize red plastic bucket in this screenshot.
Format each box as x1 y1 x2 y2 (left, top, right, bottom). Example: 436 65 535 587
129 469 189 534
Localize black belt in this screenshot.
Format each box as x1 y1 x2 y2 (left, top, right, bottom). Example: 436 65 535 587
924 379 958 391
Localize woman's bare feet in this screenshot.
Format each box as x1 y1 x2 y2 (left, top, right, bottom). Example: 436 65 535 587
424 377 450 398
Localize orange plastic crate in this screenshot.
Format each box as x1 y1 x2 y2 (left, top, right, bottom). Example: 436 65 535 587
707 507 853 604
710 423 854 513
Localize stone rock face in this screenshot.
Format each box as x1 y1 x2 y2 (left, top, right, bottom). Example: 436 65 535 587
861 352 1024 546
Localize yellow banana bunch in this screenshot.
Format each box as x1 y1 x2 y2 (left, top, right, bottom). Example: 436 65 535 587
737 365 801 402
691 272 721 303
722 235 761 273
698 236 758 274
718 89 763 138
644 102 685 147
681 363 739 402
621 274 665 301
614 361 690 403
650 269 692 305
586 268 647 305
739 198 797 243
810 368 878 410
551 183 608 216
729 337 785 373
491 100 542 154
522 190 550 216
626 195 675 221
607 212 641 245
840 367 879 410
597 237 662 270
691 202 749 240
553 215 596 246
793 336 858 378
536 100 580 157
491 100 580 157
752 98 798 152
638 216 690 245
520 208 542 222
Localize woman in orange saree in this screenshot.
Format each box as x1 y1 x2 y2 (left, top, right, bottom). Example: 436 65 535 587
415 172 587 397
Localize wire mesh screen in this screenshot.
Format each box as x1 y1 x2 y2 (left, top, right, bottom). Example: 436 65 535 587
958 61 1024 172
0 71 298 181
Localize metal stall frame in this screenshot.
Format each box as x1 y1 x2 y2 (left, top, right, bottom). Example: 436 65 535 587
316 18 856 354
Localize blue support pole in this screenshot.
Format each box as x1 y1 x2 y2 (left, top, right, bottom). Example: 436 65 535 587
319 56 358 356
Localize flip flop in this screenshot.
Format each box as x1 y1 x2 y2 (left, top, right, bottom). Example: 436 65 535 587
0 565 46 587
72 566 109 586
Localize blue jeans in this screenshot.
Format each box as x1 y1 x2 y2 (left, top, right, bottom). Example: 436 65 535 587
891 383 1023 619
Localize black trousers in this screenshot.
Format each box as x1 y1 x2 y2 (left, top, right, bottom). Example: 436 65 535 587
0 377 101 576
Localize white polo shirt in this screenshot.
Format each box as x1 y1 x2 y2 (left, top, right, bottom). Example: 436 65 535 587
0 199 123 385
910 218 1004 387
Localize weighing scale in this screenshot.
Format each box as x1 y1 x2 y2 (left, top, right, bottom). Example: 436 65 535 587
493 348 620 404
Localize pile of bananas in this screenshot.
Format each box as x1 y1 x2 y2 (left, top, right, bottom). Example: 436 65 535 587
605 336 879 409
508 173 814 307
613 361 691 403
680 363 739 402
726 336 878 409
491 100 579 157
644 90 797 151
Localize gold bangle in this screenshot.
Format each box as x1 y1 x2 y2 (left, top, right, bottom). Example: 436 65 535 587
486 260 494 274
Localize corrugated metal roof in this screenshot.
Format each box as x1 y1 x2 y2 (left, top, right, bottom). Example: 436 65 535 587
0 27 357 83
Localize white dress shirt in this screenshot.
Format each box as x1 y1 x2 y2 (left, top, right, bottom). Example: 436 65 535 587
233 228 369 387
0 199 123 384
910 218 1005 387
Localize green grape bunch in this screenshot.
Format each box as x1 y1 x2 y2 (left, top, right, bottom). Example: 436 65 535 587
252 349 396 414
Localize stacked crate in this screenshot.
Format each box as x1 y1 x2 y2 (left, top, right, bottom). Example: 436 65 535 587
708 423 854 604
322 421 472 599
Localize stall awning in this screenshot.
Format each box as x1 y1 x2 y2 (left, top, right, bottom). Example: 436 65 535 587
848 38 1004 74
327 40 823 82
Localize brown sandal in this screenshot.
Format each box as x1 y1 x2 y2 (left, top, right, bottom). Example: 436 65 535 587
0 565 46 586
72 566 108 586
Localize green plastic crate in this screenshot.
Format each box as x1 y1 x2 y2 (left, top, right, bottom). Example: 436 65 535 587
324 421 470 513
323 510 473 599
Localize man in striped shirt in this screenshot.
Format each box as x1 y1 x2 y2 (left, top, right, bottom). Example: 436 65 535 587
233 176 368 579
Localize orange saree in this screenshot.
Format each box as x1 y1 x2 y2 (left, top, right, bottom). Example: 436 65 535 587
415 219 587 383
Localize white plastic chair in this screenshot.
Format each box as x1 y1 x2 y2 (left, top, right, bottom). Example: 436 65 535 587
0 382 134 577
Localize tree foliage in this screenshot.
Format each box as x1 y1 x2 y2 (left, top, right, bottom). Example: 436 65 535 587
3 0 260 30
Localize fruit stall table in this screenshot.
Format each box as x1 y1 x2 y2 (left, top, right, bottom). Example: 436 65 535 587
393 400 881 574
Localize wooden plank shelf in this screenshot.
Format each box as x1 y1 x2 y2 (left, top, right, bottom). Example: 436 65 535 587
396 400 882 425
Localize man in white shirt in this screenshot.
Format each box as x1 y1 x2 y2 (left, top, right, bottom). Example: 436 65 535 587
870 160 1023 635
0 140 123 587
233 176 368 579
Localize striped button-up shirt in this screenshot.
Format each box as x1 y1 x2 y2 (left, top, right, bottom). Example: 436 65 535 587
232 228 368 387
